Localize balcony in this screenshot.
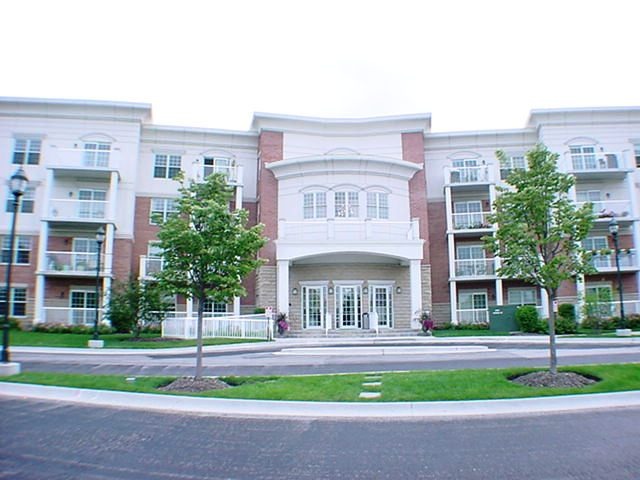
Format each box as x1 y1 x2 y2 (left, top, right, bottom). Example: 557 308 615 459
45 199 110 224
451 211 493 233
567 151 631 180
49 146 119 178
139 256 164 279
454 258 496 279
588 250 638 273
41 251 107 277
445 165 494 189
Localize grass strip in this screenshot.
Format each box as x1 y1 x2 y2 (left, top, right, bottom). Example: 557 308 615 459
4 364 640 402
9 331 266 349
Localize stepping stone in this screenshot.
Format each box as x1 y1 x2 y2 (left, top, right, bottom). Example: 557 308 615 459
362 382 382 387
359 391 381 399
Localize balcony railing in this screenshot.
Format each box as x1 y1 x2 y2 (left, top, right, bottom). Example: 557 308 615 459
568 151 626 172
42 307 104 325
50 146 117 170
44 251 106 274
445 165 493 185
454 258 496 277
452 212 492 230
577 200 633 220
589 250 637 270
139 256 164 279
47 199 108 221
457 308 488 324
278 219 420 242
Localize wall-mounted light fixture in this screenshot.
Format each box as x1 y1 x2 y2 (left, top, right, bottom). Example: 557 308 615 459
291 287 298 296
396 286 402 294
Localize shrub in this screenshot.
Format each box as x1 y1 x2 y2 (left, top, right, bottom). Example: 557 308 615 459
558 303 575 321
515 305 540 333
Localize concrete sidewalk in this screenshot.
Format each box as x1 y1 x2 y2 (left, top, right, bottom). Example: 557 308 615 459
2 381 639 418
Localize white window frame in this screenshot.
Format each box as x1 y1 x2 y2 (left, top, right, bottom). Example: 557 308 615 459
154 154 182 179
366 191 389 219
150 198 178 225
12 138 41 165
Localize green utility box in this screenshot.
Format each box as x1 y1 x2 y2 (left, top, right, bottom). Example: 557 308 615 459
489 304 520 332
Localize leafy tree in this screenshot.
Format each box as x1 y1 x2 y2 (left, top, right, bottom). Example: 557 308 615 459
106 278 171 338
154 173 266 379
484 144 595 373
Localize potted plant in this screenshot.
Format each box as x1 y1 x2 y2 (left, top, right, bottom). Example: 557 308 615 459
419 311 434 336
276 312 289 335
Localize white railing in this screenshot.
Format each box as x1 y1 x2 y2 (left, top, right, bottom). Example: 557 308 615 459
454 258 496 277
589 250 637 270
577 200 633 220
568 151 627 172
42 307 104 325
445 165 493 185
44 251 106 274
279 219 419 242
457 308 489 324
162 314 271 339
452 211 492 230
50 146 118 169
139 256 164 278
47 199 109 221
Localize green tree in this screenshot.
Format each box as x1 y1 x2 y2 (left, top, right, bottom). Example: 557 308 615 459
154 173 266 379
484 144 595 373
106 278 171 338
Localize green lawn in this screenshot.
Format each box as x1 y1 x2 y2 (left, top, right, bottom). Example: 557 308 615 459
8 330 266 349
4 364 640 402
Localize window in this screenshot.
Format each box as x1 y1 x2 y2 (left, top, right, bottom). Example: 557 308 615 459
569 145 596 170
150 198 178 224
83 142 110 167
1 236 31 264
154 154 181 179
6 186 35 213
303 192 327 219
499 155 525 180
78 189 106 219
0 287 27 317
203 157 235 180
367 192 389 219
508 288 537 306
12 138 41 165
335 191 359 218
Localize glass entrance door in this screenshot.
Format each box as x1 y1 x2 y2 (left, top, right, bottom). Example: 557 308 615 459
369 285 393 328
336 285 361 328
303 286 326 329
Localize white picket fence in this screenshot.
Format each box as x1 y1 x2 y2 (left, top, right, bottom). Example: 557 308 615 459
162 314 272 340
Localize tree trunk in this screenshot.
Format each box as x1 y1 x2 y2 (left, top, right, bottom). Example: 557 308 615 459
195 296 205 380
547 289 558 375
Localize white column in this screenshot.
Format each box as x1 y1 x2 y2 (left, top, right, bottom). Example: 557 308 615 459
277 260 290 315
410 259 422 329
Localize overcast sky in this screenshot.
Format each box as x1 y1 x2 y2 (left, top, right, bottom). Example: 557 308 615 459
2 0 638 133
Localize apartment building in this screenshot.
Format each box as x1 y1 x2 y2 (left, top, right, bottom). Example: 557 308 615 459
1 97 639 332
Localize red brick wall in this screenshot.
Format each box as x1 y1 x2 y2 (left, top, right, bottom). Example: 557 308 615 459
427 201 450 303
402 132 430 264
257 131 283 264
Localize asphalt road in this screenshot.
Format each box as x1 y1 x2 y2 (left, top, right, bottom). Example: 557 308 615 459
2 398 639 480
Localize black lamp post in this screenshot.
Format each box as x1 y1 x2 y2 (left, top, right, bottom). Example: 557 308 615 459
2 168 28 363
608 218 626 329
92 226 105 341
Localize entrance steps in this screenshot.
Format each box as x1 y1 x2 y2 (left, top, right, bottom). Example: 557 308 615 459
285 328 419 338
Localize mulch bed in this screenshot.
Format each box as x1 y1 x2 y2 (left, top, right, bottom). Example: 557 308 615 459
159 377 231 392
510 371 598 388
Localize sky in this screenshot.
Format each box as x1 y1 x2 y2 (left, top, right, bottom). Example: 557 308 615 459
1 0 639 133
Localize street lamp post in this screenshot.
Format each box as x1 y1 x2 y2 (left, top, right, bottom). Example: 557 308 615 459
92 226 105 344
608 218 628 334
2 168 28 364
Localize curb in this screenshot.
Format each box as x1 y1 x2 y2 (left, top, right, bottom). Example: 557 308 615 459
2 382 640 418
